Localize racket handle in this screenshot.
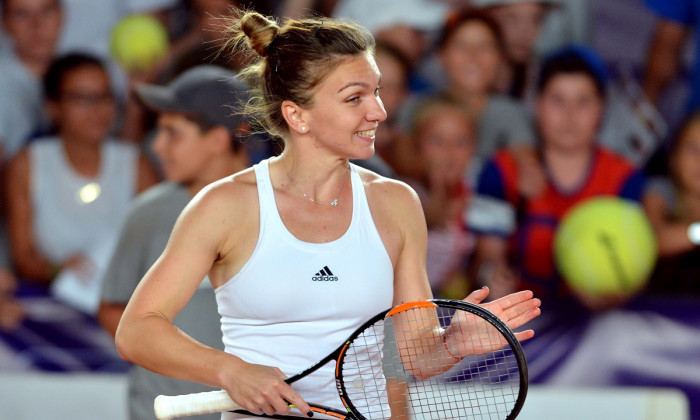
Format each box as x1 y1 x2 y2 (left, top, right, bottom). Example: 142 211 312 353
154 389 239 420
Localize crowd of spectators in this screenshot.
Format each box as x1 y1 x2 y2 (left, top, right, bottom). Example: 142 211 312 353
1 0 700 416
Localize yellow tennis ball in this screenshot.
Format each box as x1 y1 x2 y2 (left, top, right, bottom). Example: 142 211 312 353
110 14 169 72
554 197 658 298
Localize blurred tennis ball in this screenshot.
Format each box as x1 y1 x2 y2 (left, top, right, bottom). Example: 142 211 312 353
554 197 658 298
110 14 169 72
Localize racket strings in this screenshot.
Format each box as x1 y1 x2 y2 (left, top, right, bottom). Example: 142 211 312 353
340 306 521 419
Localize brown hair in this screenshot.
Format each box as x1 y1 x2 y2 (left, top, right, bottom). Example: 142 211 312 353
222 9 375 140
407 94 475 184
437 8 506 55
409 94 473 139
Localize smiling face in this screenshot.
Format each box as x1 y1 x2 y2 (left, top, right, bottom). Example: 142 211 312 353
299 52 388 160
440 20 503 94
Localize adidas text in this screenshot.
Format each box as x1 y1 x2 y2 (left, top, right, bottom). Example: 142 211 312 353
312 275 338 281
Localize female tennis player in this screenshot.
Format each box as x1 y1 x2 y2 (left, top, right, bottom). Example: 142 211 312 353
115 9 541 419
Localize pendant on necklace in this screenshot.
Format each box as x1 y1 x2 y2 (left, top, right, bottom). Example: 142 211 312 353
286 161 350 207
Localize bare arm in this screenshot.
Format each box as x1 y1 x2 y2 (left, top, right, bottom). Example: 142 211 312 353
115 180 312 417
643 19 689 105
5 151 58 283
375 180 454 379
380 180 433 305
115 186 224 379
373 180 538 378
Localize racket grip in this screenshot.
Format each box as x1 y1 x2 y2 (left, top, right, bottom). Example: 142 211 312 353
154 389 239 420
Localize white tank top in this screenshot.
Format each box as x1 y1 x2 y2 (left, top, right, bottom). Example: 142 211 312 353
31 137 137 261
216 159 394 419
30 137 137 313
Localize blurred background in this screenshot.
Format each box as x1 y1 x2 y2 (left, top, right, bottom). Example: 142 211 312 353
0 0 698 419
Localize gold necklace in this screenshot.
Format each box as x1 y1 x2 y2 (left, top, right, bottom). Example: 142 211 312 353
285 163 350 207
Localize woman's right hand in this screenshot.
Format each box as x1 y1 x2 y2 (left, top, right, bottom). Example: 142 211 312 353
221 361 313 417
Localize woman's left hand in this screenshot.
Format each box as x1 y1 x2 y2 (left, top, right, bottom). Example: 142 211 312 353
464 287 541 343
441 288 540 358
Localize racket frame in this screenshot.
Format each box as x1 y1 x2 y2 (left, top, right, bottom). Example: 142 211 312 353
156 299 529 420
334 299 528 420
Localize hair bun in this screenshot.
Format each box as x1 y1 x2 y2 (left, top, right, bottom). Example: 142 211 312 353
240 12 280 57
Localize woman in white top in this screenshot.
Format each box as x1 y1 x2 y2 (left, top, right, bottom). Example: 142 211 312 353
6 53 158 313
116 9 541 418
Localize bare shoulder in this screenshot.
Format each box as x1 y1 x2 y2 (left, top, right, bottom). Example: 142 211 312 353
355 165 424 246
356 165 421 212
354 165 426 265
181 166 259 226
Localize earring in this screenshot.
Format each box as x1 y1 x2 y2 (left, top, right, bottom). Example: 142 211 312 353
301 126 306 132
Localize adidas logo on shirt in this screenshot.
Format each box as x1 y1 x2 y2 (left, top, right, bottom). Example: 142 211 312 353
312 266 338 281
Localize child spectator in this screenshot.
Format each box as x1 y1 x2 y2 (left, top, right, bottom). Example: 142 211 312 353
474 0 665 166
402 96 476 298
469 46 646 310
5 53 158 314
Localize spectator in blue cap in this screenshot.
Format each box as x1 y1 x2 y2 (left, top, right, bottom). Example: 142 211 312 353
98 65 253 420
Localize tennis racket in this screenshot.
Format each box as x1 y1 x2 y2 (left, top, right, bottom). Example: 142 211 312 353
154 299 528 420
